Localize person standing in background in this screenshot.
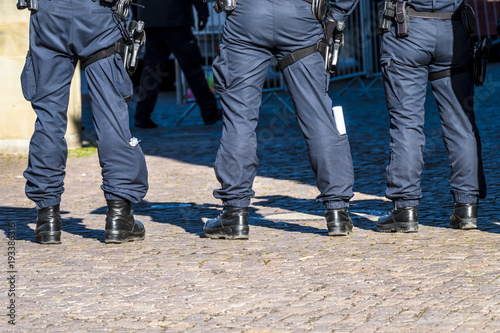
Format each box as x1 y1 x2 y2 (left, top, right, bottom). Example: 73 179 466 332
134 0 222 128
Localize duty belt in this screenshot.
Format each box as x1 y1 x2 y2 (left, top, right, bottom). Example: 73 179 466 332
377 1 466 37
407 8 462 21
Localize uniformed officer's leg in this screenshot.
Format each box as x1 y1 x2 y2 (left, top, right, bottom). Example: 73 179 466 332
22 2 78 244
281 53 354 207
430 20 486 229
377 30 430 232
85 55 148 202
383 62 428 206
72 0 148 243
85 55 148 243
432 74 485 229
280 52 354 235
167 27 220 125
134 28 171 128
24 53 75 211
432 76 486 202
212 43 271 205
24 50 73 245
204 39 273 239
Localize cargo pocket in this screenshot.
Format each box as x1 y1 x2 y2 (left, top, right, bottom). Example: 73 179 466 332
21 50 37 101
212 43 230 94
380 57 393 82
112 54 133 102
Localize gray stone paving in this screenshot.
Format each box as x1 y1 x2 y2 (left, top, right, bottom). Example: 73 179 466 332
1 63 500 332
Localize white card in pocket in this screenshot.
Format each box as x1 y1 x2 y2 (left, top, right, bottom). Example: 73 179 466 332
333 106 346 135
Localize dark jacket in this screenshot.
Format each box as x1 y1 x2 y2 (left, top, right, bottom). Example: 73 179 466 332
136 0 209 28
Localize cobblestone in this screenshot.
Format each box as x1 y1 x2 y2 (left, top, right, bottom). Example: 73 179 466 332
1 63 500 332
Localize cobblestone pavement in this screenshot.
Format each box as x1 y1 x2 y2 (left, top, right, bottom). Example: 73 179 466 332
1 63 500 332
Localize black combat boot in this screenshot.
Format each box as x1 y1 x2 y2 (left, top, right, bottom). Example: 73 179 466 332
204 207 249 239
325 208 353 236
377 206 418 233
450 203 477 230
105 200 145 244
35 204 61 244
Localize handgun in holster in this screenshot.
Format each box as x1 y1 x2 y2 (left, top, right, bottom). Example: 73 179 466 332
101 1 146 75
472 37 492 87
17 0 38 13
116 20 146 75
80 1 146 76
324 22 344 74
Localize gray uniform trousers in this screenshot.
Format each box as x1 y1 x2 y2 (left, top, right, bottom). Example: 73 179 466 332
22 0 148 209
380 16 486 208
212 0 354 209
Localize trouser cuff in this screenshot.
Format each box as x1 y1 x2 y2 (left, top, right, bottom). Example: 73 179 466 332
324 200 349 209
452 192 479 205
223 198 250 208
394 200 419 209
36 197 61 210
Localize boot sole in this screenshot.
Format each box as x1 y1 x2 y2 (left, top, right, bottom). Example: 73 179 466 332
105 230 145 244
204 225 249 240
35 231 61 244
450 218 477 230
377 222 419 233
327 224 353 236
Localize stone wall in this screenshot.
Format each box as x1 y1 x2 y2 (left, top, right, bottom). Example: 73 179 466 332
0 0 81 154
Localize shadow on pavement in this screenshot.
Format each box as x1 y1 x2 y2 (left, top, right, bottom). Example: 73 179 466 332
0 207 103 243
78 63 500 237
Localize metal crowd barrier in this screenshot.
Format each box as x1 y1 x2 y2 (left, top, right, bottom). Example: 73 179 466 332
175 2 288 123
335 0 383 97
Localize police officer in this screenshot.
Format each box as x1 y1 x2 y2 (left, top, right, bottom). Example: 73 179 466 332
376 0 486 232
204 0 359 240
133 0 222 128
20 0 148 244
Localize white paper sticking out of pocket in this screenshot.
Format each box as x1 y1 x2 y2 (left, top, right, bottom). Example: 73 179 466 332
332 106 346 135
